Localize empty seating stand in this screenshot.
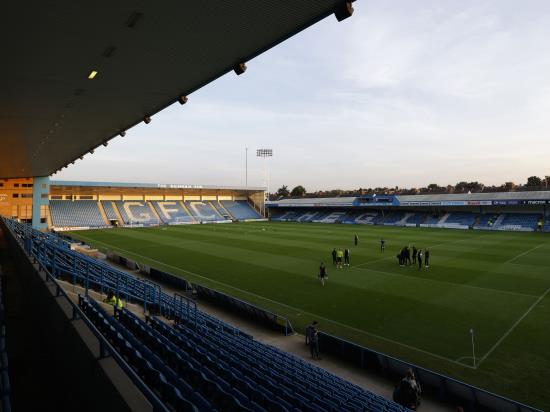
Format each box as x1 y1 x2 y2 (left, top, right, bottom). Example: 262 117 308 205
220 201 262 220
152 201 195 224
115 201 159 226
77 293 407 412
50 200 105 228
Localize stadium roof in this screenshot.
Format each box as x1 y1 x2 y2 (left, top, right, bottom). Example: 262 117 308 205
268 191 550 206
50 180 264 191
396 191 550 201
0 1 354 179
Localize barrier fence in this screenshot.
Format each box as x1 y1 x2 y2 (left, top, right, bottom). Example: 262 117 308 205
317 331 542 412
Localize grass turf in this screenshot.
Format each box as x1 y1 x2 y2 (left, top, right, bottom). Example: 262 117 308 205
69 222 550 409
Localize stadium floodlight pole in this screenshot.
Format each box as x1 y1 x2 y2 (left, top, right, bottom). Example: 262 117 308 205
470 328 476 368
256 148 273 217
245 147 248 193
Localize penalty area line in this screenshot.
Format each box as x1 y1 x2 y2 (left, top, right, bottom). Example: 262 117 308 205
74 233 476 370
476 286 550 368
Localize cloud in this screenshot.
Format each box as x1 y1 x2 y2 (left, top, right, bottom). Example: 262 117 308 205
59 1 550 190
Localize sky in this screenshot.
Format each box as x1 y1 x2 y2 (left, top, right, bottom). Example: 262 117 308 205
57 0 550 192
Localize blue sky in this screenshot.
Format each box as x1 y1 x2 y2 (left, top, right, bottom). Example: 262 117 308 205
57 1 550 191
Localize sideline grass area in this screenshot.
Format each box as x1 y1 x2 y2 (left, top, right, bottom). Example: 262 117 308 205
69 222 550 409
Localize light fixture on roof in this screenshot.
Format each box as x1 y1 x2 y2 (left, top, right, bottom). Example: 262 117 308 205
233 62 247 75
79 156 84 160
335 2 354 21
144 116 151 124
119 131 126 137
178 95 188 105
102 141 108 147
88 70 98 79
89 149 94 154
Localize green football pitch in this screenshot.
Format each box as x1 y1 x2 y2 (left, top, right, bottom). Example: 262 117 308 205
69 222 550 409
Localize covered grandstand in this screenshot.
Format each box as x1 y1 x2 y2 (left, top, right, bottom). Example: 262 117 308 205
268 191 550 232
46 181 265 230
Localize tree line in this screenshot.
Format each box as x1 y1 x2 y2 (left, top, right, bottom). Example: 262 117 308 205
272 176 550 200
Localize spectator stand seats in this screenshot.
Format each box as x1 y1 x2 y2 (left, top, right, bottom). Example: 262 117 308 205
50 200 106 229
115 201 160 227
209 201 233 220
220 201 262 221
495 213 541 231
184 201 227 223
152 201 195 225
101 201 120 222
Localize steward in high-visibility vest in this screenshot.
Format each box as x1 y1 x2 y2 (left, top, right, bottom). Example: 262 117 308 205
104 291 124 308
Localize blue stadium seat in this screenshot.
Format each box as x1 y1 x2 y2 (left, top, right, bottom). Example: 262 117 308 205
220 200 262 220
115 201 160 226
152 201 195 224
50 200 106 228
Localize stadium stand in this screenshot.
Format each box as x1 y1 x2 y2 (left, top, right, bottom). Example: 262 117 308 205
379 212 406 226
475 213 499 228
220 201 262 220
442 212 476 227
50 200 106 228
152 201 195 224
184 201 226 222
115 201 160 226
495 213 541 231
404 212 428 225
209 201 233 220
101 201 119 221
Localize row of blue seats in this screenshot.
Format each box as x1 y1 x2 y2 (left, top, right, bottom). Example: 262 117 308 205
79 297 203 411
50 200 106 228
168 320 404 412
270 209 544 230
131 308 407 412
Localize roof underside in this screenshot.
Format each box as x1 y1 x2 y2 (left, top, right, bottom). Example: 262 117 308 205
1 0 351 178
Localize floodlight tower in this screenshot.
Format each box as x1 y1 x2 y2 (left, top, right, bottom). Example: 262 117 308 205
256 148 273 217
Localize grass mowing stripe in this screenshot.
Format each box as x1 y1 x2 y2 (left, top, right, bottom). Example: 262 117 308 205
351 232 496 269
351 266 539 298
503 242 547 265
476 286 550 368
72 231 477 368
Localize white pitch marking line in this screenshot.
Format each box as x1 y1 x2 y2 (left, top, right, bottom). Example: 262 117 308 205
476 286 550 368
73 233 476 370
503 243 546 265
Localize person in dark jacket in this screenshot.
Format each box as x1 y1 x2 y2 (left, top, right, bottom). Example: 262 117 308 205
393 368 421 410
331 248 337 265
412 246 418 264
308 321 321 359
417 250 423 270
425 249 430 268
344 248 350 266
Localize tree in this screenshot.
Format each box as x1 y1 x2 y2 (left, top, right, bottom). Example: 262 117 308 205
275 185 290 198
526 176 542 187
290 185 306 197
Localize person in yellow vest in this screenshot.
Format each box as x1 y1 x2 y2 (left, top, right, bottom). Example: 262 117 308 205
103 290 124 309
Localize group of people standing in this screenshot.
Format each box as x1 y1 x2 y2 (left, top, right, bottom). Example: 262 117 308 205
331 247 351 268
397 246 430 269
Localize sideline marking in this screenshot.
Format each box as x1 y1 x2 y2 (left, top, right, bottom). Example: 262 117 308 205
476 286 550 368
74 233 476 370
503 243 546 265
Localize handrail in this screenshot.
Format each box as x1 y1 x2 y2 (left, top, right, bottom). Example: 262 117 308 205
0 218 169 412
